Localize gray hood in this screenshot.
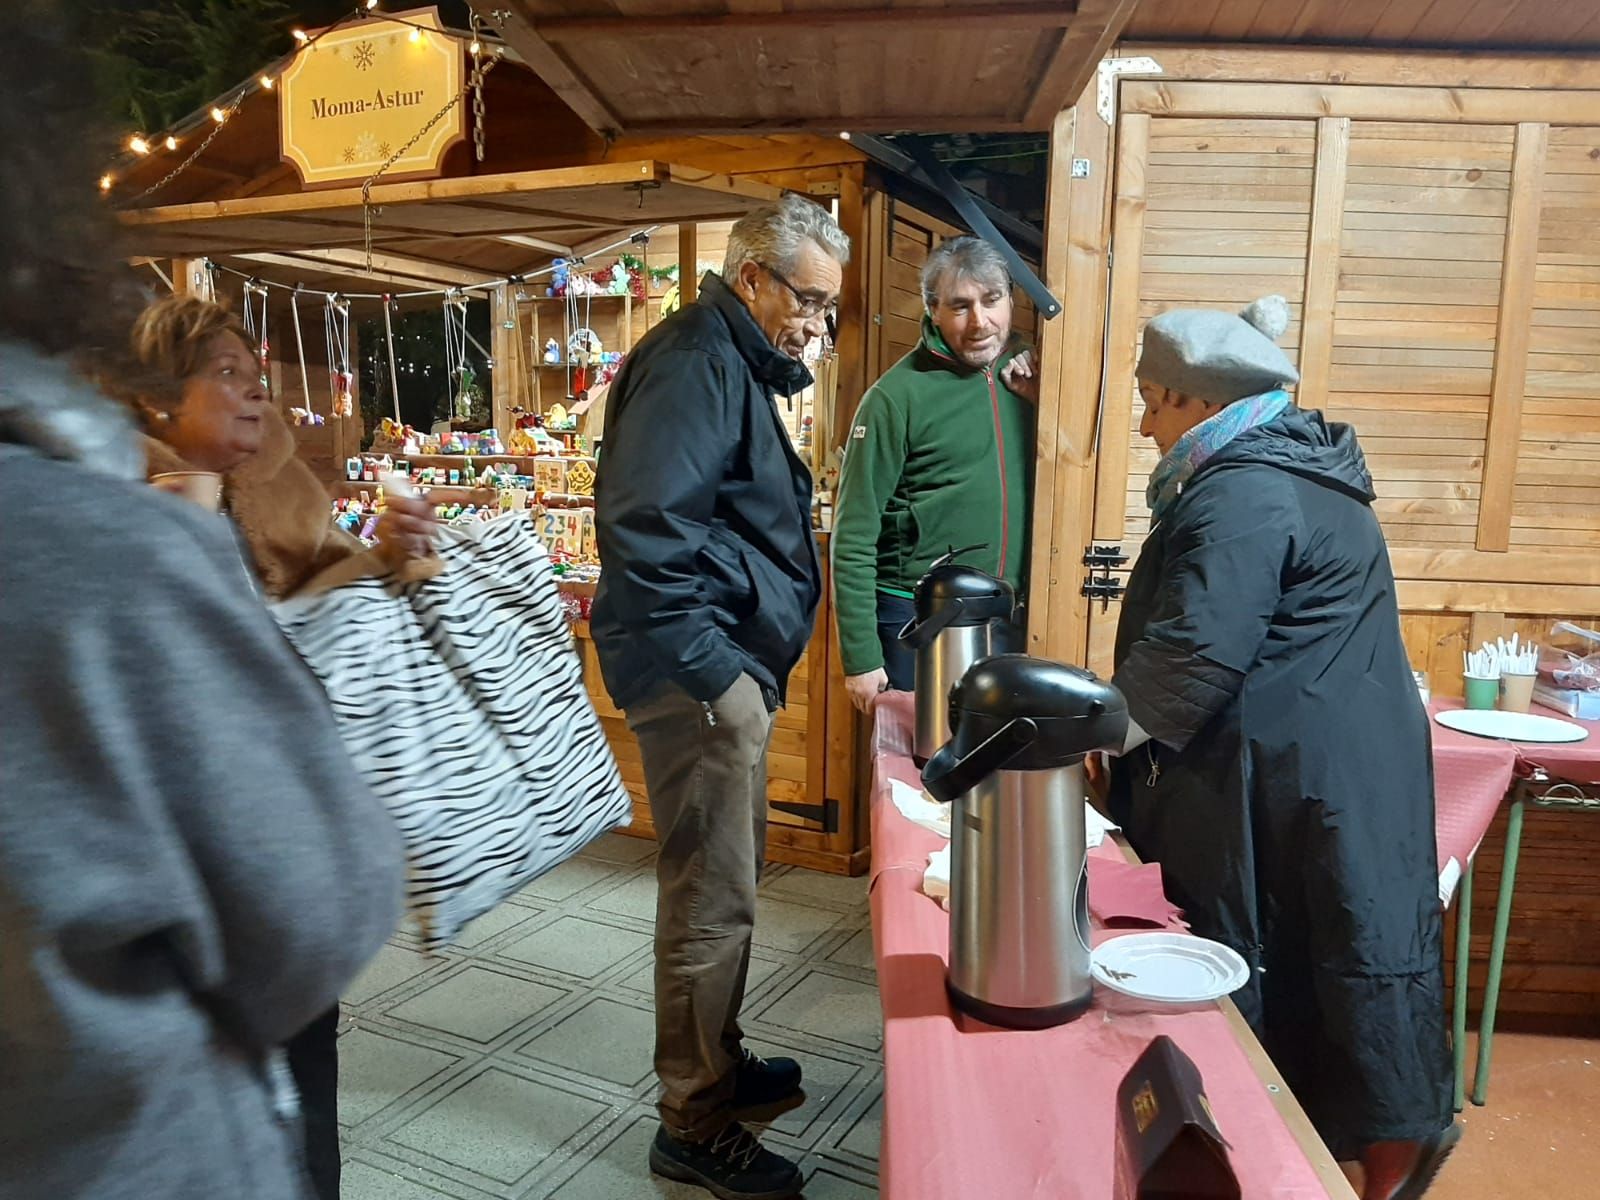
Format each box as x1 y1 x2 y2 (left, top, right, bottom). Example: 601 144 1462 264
0 340 143 480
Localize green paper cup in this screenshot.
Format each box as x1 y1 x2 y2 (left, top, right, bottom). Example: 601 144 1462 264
1463 674 1499 711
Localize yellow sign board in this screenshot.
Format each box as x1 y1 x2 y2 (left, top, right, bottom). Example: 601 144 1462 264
279 8 464 188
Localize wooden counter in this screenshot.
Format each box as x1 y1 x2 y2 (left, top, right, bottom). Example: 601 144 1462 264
562 532 869 876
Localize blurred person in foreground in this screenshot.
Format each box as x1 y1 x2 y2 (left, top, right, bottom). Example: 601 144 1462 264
0 12 404 1200
592 193 849 1200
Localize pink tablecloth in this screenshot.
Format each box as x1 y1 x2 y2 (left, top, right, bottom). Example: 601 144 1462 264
868 694 1349 1200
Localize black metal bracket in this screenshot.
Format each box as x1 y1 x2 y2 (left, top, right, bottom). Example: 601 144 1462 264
769 798 841 834
896 135 1062 320
1081 544 1129 612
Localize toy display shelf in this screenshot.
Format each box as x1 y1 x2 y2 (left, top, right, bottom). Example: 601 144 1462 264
395 452 587 466
329 479 499 501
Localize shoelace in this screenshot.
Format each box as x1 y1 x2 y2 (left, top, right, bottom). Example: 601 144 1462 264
741 1049 766 1071
706 1124 765 1171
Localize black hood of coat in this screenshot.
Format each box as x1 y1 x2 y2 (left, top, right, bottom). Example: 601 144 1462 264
1201 404 1376 504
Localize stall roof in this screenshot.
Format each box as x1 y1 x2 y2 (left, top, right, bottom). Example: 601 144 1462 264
1120 0 1600 51
473 0 1142 135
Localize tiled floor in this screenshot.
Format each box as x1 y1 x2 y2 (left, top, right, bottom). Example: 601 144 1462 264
337 832 883 1200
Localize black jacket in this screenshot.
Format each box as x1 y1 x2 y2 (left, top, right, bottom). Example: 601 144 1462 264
1108 407 1451 1159
591 273 822 711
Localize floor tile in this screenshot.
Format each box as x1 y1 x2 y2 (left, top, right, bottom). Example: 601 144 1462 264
763 869 871 911
516 857 623 904
500 916 651 979
519 998 656 1089
389 1068 609 1185
833 1090 883 1160
825 929 876 972
388 966 568 1044
579 832 658 865
339 1028 461 1128
755 970 883 1052
588 873 659 923
341 1159 458 1200
617 951 787 999
345 943 442 1007
752 895 847 956
453 902 542 950
547 1117 701 1199
798 1165 879 1199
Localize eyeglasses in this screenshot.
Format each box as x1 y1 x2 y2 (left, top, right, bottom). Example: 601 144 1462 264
761 263 839 323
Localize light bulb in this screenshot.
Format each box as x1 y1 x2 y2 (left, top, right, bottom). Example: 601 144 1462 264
259 74 274 89
292 29 309 42
409 27 422 43
99 174 113 192
165 135 178 150
210 106 227 124
469 39 482 54
128 135 150 155
365 0 379 8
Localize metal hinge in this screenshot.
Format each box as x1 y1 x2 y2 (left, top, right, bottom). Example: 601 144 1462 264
1081 544 1129 611
769 798 841 834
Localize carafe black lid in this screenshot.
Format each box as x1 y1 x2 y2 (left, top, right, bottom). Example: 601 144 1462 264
933 654 1128 775
912 545 1014 627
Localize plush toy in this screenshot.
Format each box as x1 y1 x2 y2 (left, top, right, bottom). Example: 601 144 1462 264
543 338 561 365
548 258 569 298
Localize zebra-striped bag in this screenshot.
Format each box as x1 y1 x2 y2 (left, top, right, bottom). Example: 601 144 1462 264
273 513 631 950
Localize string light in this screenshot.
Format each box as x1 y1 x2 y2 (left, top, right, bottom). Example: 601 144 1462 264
165 135 178 150
292 29 309 43
99 173 112 192
409 27 422 43
365 0 380 8
210 106 227 124
259 74 274 89
128 135 150 155
469 39 482 54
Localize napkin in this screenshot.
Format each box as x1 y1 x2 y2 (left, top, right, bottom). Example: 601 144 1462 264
890 778 1119 848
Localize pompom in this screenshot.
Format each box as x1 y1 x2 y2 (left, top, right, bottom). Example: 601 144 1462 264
1239 294 1290 342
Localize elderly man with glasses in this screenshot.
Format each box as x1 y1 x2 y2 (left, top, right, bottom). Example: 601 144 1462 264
832 235 1038 712
591 193 850 1200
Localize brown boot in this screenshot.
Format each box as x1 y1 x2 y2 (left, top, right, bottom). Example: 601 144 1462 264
1361 1125 1461 1200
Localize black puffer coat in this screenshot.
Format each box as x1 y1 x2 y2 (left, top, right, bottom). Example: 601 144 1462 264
1108 406 1452 1158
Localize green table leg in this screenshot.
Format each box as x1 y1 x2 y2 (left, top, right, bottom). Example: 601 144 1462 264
1452 858 1473 1113
1471 787 1527 1107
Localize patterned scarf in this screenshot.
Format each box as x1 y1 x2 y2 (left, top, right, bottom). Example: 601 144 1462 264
1145 389 1292 522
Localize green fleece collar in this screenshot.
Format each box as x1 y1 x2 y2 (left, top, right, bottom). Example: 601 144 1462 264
919 313 1022 375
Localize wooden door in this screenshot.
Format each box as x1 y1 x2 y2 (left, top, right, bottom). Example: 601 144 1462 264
1085 89 1600 690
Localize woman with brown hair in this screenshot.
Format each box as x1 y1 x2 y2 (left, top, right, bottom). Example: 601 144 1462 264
106 292 436 1200
118 293 435 597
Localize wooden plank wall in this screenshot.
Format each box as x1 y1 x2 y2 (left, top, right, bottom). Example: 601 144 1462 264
1087 99 1600 689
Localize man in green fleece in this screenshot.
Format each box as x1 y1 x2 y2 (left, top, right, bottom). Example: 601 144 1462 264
832 235 1037 712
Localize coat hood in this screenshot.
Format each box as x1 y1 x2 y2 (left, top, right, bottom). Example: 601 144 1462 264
1203 405 1376 504
698 271 814 398
0 340 144 480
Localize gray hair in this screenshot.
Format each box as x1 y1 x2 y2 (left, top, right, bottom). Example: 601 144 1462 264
921 235 1011 309
722 192 851 280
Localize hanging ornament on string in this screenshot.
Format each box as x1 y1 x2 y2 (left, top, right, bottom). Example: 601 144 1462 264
323 293 354 419
287 286 323 426
239 278 270 383
443 289 475 423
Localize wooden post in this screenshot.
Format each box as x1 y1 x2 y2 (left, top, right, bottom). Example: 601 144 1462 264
1029 89 1116 667
1297 116 1352 409
678 221 699 305
833 164 871 453
1091 113 1150 542
1476 122 1549 553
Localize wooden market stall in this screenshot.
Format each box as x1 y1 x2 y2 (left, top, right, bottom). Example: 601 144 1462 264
478 0 1600 1028
106 10 1031 877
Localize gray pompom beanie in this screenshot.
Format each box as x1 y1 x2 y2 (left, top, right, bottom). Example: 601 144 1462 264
1135 295 1300 406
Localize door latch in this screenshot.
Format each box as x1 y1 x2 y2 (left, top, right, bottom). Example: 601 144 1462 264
1081 544 1128 612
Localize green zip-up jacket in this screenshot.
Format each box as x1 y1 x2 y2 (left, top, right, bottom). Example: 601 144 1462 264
831 316 1033 677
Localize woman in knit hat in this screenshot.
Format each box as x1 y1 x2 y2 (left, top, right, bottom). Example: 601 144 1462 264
1103 297 1457 1200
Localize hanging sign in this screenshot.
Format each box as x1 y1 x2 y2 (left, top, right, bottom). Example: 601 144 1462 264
279 7 464 188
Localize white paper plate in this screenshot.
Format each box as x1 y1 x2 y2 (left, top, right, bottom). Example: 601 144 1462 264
1434 708 1589 744
1091 933 1249 1003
